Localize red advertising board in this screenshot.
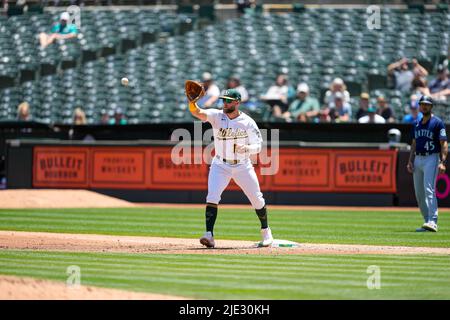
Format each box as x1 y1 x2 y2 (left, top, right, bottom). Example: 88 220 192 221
90 148 146 189
334 150 397 193
149 148 209 190
32 146 397 193
33 147 89 188
271 148 331 191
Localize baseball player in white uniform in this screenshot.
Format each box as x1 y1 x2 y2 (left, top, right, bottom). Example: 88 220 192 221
188 89 273 248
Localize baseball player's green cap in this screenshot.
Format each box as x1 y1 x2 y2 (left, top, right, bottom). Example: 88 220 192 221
219 89 241 101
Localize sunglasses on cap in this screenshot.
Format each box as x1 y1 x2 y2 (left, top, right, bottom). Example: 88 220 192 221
222 98 235 103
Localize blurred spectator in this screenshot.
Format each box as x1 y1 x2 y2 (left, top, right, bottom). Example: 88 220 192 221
327 92 352 123
355 92 370 120
109 108 127 125
235 0 256 15
217 76 249 108
358 106 386 124
376 96 395 123
318 106 331 122
43 0 87 5
196 72 220 108
73 107 87 125
288 83 320 122
324 78 350 107
39 12 78 49
17 101 31 121
261 74 295 119
429 64 450 100
411 76 431 97
100 109 111 124
387 58 428 93
224 75 249 102
402 95 423 124
41 1 84 6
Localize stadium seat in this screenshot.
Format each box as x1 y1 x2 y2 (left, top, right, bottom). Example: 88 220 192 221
0 7 448 123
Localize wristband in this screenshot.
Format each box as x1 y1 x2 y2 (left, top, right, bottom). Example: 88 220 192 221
246 144 262 155
188 101 198 112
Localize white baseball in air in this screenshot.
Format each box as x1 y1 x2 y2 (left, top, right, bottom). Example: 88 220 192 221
121 77 129 86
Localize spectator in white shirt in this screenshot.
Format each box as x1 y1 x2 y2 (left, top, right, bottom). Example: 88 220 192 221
358 106 386 124
224 76 249 102
196 72 220 108
261 74 292 119
324 77 351 107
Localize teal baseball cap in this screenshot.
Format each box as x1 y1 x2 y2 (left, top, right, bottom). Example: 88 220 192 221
368 106 377 113
219 89 241 101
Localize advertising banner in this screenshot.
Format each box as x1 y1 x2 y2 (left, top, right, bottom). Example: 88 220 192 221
91 148 146 189
333 150 397 193
33 147 89 188
271 148 331 191
32 146 397 193
148 147 209 190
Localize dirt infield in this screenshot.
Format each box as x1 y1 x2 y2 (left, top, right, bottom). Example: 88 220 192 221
0 190 449 256
0 275 187 300
0 189 135 209
1 190 449 299
1 230 449 255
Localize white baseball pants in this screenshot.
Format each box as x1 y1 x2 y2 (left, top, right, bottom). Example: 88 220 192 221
206 156 265 209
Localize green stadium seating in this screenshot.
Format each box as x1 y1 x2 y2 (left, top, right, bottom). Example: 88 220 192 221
0 7 449 123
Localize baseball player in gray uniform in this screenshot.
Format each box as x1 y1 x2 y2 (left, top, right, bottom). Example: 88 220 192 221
407 95 448 232
188 89 273 248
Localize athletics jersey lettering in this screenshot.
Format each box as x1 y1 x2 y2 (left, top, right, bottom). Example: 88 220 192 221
217 128 249 140
204 109 263 161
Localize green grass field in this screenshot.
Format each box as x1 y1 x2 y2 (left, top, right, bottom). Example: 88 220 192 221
1 207 449 247
1 251 449 299
1 207 449 299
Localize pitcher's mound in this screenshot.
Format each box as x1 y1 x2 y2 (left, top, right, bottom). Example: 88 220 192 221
0 189 135 209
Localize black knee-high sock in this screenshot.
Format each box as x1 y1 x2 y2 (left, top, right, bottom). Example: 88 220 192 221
205 203 218 236
255 206 268 229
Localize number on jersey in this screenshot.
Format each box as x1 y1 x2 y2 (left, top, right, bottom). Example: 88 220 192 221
424 141 435 151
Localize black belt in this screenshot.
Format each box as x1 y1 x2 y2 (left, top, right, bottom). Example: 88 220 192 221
217 155 240 165
416 152 436 156
223 159 239 165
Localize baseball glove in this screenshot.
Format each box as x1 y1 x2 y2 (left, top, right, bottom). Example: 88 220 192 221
185 80 205 103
